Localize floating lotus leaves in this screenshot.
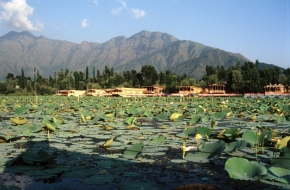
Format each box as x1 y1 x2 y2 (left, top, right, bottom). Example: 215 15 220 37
21 149 59 165
42 117 56 131
14 106 27 115
189 115 201 124
155 113 168 121
266 166 290 184
211 112 225 120
219 128 240 141
197 127 211 138
176 127 197 138
185 140 226 162
148 135 165 145
143 109 153 117
258 129 273 144
225 157 267 180
224 140 248 152
271 147 290 169
242 129 257 145
125 116 136 125
123 142 145 159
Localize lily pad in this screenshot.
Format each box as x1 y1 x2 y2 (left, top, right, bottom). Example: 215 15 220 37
21 150 58 165
123 143 145 159
225 157 267 180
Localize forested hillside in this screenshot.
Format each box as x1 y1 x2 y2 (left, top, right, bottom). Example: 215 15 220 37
1 61 289 95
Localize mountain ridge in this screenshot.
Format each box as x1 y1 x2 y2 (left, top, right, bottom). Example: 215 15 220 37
0 30 275 80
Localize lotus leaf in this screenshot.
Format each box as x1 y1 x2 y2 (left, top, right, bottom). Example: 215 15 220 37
148 135 165 145
201 116 210 122
123 142 145 159
224 140 248 152
21 150 58 165
197 127 211 137
189 115 201 124
14 107 26 115
143 109 153 117
176 127 197 138
211 112 225 120
127 107 140 115
258 129 273 144
242 130 257 145
271 147 290 169
219 128 240 141
42 118 56 131
185 141 226 162
155 113 168 120
225 157 267 180
126 116 136 125
266 166 290 184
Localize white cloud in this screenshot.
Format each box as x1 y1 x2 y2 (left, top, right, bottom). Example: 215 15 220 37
111 0 127 15
0 0 43 31
131 9 146 19
81 19 89 28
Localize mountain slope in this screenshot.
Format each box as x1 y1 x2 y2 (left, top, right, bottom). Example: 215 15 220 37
0 30 253 80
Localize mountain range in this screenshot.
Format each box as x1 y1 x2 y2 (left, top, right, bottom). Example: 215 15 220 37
0 30 279 80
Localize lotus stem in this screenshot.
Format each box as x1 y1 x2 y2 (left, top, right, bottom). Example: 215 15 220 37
47 130 50 141
256 129 261 160
182 142 186 159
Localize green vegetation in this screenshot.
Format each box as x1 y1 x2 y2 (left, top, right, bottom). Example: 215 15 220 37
0 96 289 189
0 60 289 95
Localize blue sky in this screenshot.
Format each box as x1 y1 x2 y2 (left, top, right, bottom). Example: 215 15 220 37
0 0 289 68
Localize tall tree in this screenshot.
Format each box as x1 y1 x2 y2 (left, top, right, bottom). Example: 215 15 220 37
141 65 158 86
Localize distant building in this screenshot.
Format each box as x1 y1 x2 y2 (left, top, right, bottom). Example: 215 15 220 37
111 87 145 97
55 90 85 97
85 89 106 96
208 84 226 94
142 86 164 96
264 84 286 95
177 86 203 96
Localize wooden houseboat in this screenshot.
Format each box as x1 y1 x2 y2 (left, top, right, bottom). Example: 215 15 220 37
55 90 85 97
177 86 203 96
142 86 164 96
111 88 145 97
208 84 226 94
264 84 287 95
85 89 106 97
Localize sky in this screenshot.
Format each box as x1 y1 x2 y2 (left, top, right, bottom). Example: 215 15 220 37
0 0 289 68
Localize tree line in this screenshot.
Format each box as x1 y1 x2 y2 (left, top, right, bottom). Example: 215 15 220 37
0 60 289 95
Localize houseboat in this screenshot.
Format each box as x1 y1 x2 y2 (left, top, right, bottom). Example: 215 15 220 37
55 90 86 97
264 84 287 95
111 88 145 97
142 86 164 96
176 86 203 96
85 89 106 97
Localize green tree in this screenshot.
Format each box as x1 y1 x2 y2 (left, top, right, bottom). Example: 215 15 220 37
231 70 243 93
141 65 158 86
